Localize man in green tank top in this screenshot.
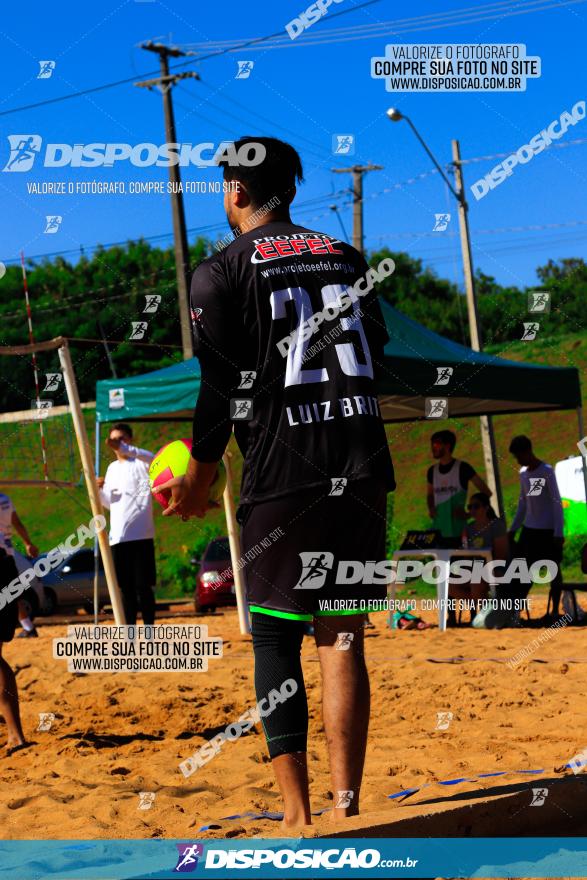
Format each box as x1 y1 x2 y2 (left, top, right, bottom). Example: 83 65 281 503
426 430 491 546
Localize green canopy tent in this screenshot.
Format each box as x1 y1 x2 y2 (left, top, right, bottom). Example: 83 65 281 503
95 357 202 422
376 301 581 421
95 300 582 425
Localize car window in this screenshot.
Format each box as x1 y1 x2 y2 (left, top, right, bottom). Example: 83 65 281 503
203 539 230 562
64 549 102 573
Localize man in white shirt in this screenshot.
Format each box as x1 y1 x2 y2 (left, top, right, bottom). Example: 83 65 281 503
97 423 156 625
509 435 564 619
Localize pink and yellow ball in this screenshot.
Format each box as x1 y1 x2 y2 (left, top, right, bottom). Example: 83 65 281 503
149 438 226 510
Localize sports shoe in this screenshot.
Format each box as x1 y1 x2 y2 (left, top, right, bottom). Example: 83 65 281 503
17 628 38 638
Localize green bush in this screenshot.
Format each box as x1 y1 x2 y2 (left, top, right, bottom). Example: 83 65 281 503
158 550 195 597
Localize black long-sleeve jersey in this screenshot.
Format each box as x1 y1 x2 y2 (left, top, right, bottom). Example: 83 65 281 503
190 220 395 505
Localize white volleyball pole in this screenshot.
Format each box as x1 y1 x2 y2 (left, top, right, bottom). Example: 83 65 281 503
221 450 250 636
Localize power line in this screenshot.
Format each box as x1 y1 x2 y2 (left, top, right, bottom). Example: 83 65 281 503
460 138 587 164
176 0 587 52
371 219 587 240
367 229 587 257
0 0 382 118
196 81 334 161
176 83 331 163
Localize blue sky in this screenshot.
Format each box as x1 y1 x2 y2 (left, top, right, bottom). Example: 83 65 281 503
1 0 586 289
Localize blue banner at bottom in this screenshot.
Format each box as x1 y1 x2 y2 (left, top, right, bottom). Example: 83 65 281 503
0 838 586 879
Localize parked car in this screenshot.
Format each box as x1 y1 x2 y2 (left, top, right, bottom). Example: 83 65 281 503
193 537 236 614
40 547 110 614
13 550 50 618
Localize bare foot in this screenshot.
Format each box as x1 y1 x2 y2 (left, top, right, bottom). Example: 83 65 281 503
6 737 29 756
281 809 312 831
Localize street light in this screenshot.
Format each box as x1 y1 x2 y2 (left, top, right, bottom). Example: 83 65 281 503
386 107 504 516
386 108 460 201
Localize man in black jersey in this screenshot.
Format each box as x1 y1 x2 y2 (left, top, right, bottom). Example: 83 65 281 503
157 137 395 828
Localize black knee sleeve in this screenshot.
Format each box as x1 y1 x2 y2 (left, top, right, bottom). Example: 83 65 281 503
251 612 308 759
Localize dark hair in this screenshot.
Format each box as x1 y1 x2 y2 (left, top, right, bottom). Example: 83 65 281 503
431 429 456 452
509 435 532 454
111 422 133 439
220 136 304 210
469 492 497 520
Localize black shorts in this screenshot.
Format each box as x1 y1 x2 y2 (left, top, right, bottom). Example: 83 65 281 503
111 538 157 590
0 550 19 643
239 479 388 621
517 526 562 569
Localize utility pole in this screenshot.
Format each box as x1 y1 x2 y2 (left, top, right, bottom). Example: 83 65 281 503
451 139 503 516
136 42 199 360
331 164 382 254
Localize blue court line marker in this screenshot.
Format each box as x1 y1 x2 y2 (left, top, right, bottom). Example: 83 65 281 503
196 759 587 830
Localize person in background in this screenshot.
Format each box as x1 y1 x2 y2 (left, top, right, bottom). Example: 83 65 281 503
0 546 28 753
0 493 40 638
0 493 40 754
97 423 156 626
449 492 509 622
427 430 491 548
508 435 564 620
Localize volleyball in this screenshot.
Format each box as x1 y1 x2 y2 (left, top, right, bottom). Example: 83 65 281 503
149 438 226 510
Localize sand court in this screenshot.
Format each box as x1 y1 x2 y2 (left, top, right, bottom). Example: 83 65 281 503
1 598 585 841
